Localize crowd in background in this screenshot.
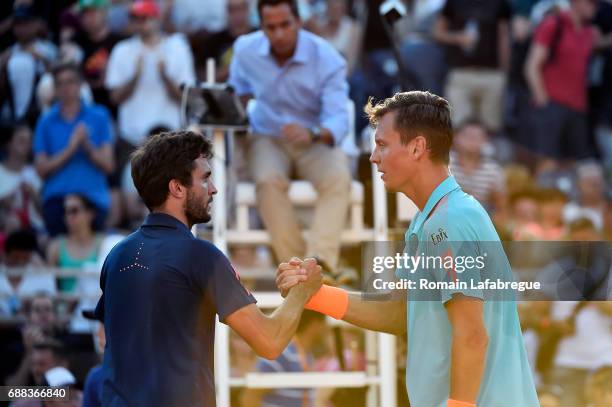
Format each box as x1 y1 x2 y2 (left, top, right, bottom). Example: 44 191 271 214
0 0 611 406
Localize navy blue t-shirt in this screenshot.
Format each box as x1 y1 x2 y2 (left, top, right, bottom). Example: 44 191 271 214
94 213 256 406
83 364 103 407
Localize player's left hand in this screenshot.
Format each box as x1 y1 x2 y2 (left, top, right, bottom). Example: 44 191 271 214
282 124 311 146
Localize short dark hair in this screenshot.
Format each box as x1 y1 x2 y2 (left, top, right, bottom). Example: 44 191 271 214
33 339 67 361
5 229 38 254
257 0 299 20
537 188 568 204
130 130 213 210
147 125 171 137
509 187 538 206
66 193 96 211
51 62 82 81
365 91 453 164
25 292 55 315
455 117 489 134
8 121 31 142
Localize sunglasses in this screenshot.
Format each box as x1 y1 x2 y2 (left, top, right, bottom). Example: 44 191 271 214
65 206 84 216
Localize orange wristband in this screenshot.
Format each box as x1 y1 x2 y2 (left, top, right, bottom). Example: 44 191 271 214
447 399 476 407
305 285 349 320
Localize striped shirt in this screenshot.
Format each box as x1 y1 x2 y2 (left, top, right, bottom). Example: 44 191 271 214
449 152 505 211
256 342 315 407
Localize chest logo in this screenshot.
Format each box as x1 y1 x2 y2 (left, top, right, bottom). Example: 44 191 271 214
431 228 448 245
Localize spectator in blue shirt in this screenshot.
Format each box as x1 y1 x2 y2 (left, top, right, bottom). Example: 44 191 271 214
33 62 114 237
229 0 351 273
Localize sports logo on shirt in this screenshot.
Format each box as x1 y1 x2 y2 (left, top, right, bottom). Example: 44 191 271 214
231 265 252 296
431 228 449 245
119 241 150 272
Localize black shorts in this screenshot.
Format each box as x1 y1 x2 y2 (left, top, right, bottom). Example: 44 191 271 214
526 102 594 160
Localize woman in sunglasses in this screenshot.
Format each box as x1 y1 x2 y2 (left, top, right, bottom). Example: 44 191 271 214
46 194 102 293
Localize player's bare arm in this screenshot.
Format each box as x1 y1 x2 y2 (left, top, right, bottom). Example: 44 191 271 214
227 259 323 359
276 259 407 336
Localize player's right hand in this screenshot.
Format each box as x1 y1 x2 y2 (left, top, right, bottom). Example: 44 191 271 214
293 258 323 300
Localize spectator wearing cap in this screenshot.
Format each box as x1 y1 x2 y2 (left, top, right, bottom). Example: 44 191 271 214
105 0 195 182
66 0 125 111
0 5 58 131
432 0 511 133
525 0 612 163
33 62 114 237
229 0 351 272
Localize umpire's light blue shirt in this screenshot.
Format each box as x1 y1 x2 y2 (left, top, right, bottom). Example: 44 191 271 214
228 29 349 145
397 176 539 407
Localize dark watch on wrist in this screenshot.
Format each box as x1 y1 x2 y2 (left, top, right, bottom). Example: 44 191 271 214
310 126 322 143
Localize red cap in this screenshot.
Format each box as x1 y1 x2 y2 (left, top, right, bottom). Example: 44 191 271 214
130 1 160 18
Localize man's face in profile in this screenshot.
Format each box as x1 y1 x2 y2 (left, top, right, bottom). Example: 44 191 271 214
370 112 415 193
184 157 217 225
260 3 300 59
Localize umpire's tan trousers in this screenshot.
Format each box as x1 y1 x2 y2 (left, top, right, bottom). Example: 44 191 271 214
445 68 506 131
248 135 351 269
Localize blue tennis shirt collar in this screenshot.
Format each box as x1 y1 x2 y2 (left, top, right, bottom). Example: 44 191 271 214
411 176 461 234
142 212 192 234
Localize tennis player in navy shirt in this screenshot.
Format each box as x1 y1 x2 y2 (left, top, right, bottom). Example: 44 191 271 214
94 130 322 406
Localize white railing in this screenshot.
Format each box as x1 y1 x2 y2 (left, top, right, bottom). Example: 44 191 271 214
209 126 397 407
